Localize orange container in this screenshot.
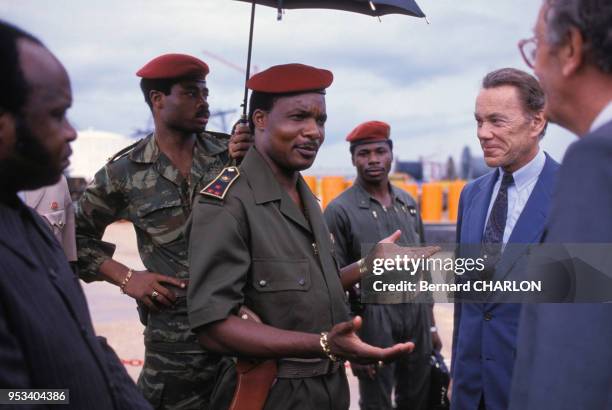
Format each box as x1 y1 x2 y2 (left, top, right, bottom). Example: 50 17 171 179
421 182 443 222
393 181 419 202
321 176 347 208
447 180 467 222
303 175 318 197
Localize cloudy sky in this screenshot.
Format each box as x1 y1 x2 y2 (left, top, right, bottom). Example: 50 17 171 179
1 0 576 175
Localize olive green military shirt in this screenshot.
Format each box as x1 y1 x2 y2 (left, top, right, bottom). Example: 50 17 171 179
76 132 229 351
187 147 349 333
324 183 433 305
187 147 351 409
324 183 424 268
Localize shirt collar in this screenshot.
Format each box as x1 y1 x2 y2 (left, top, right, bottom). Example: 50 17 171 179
354 181 404 208
589 100 612 134
240 147 283 204
499 148 545 192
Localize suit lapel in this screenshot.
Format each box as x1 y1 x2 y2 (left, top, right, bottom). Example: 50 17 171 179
464 171 498 244
494 155 558 281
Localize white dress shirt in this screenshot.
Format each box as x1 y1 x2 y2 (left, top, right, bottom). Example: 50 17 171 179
484 149 546 244
589 100 612 133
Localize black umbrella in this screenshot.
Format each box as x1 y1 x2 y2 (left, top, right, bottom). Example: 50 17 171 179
235 0 426 117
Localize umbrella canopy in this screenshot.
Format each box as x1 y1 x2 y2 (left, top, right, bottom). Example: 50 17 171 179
236 0 425 18
235 0 426 117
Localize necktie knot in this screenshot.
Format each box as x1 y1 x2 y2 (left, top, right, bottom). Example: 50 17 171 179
501 172 514 189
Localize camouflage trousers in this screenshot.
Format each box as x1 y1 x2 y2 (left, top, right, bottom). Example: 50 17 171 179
137 348 221 410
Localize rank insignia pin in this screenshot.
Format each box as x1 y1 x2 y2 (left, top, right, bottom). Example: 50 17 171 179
200 166 240 200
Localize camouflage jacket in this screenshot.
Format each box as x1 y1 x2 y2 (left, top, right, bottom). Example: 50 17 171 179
76 132 230 352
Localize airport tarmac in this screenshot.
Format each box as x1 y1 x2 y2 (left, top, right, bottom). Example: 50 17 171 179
82 221 454 409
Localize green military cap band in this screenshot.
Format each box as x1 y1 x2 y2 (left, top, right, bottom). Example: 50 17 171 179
200 166 240 199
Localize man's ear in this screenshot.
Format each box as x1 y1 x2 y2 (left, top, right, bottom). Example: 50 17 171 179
252 109 267 131
0 110 17 161
531 110 547 138
150 90 164 110
560 26 585 77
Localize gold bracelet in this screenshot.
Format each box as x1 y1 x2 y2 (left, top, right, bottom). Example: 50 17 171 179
358 258 368 275
319 332 338 362
120 269 133 294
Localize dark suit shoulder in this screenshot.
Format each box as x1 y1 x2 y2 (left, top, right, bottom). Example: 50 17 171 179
460 173 489 200
562 132 612 177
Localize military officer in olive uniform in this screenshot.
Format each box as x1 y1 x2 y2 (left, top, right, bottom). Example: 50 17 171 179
75 53 251 409
187 64 441 409
324 121 440 410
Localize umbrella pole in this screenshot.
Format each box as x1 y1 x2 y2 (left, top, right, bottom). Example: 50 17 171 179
242 1 256 119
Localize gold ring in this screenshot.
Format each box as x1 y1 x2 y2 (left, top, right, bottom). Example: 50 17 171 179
151 290 159 299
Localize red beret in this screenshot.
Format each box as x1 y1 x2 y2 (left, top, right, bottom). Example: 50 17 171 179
247 63 333 93
136 53 209 79
346 121 391 144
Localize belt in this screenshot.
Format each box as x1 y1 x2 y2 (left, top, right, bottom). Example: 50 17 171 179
276 358 341 379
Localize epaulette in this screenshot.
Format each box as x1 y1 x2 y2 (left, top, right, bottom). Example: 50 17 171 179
200 166 240 200
107 139 142 163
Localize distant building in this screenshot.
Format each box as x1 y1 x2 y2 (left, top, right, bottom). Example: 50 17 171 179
69 129 136 181
67 129 136 200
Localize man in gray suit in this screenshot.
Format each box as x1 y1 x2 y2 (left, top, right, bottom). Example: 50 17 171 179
510 1 612 409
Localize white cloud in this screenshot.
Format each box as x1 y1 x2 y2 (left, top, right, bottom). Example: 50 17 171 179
1 0 575 174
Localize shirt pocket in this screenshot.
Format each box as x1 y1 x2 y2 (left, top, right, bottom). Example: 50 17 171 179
42 209 66 228
251 258 311 292
41 210 66 239
134 197 185 244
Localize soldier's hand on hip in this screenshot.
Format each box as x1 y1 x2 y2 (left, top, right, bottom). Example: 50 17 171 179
124 270 187 311
364 229 440 273
327 316 414 364
229 122 253 161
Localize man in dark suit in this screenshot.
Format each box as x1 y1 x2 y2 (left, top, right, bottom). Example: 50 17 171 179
510 1 612 409
451 68 559 410
0 21 151 409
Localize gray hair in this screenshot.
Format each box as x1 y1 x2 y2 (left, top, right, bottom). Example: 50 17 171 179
482 68 548 138
545 0 612 73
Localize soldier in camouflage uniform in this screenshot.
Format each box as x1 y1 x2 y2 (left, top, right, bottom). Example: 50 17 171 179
75 54 251 409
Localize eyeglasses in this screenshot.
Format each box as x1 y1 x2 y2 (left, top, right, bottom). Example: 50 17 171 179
518 37 537 69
